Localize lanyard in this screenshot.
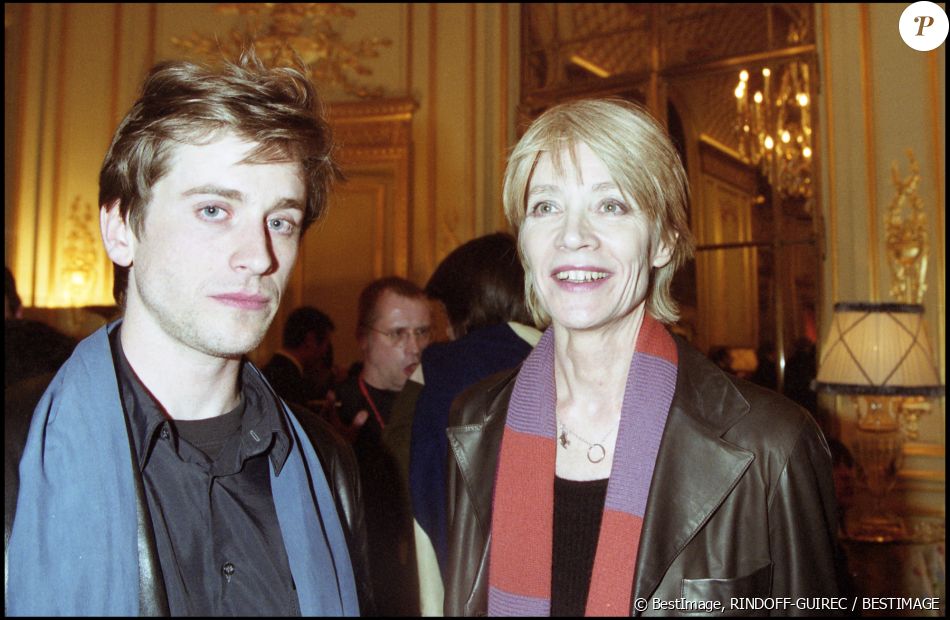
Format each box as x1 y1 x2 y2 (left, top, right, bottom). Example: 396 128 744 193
357 374 386 430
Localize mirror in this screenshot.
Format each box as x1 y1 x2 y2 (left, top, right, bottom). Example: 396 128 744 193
518 3 822 396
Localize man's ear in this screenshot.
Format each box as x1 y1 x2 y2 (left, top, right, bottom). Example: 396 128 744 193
652 231 677 269
100 200 135 267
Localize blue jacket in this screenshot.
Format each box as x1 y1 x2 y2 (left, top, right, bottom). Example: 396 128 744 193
6 321 359 616
410 323 535 575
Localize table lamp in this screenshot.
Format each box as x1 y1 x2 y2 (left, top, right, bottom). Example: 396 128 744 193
813 302 944 541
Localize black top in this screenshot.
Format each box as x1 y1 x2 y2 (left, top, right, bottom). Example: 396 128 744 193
261 352 323 408
110 328 300 616
4 318 77 387
335 375 397 450
551 476 609 617
335 374 418 615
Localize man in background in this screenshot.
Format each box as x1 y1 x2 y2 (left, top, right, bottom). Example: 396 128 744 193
4 266 77 388
333 276 432 616
263 305 336 408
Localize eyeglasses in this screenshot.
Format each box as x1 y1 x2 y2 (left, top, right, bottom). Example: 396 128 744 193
368 326 432 347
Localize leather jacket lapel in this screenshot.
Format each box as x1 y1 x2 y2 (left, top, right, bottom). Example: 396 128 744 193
446 370 513 536
445 369 516 614
632 340 754 606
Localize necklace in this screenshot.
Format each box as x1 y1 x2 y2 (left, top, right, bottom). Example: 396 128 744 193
557 422 616 464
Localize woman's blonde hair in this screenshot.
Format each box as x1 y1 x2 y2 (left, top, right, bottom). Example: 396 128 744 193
503 98 694 326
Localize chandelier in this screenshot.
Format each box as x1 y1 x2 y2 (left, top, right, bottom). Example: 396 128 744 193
734 60 814 211
172 3 391 98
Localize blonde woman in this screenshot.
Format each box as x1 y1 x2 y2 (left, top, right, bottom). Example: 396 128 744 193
444 99 843 616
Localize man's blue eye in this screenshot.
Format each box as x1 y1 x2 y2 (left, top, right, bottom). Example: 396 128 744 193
269 218 297 234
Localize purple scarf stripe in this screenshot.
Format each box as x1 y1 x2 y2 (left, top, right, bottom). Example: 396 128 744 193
606 353 678 516
506 329 556 438
488 586 551 616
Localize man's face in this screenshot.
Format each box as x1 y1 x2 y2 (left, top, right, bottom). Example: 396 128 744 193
116 131 305 359
360 290 431 391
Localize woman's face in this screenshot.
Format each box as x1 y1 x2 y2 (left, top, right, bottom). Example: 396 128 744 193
520 142 672 333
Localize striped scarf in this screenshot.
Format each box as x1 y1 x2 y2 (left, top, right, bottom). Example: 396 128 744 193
487 315 678 616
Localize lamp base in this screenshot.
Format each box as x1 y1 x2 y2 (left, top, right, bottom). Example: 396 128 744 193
845 512 908 543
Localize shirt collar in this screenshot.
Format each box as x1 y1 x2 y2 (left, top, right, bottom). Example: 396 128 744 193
109 326 290 474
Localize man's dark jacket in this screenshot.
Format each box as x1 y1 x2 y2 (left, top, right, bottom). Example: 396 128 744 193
444 335 846 616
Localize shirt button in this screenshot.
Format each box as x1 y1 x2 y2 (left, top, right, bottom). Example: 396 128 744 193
160 427 170 440
222 561 235 582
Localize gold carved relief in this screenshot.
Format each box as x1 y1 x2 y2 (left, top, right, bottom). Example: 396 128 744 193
885 150 929 305
60 196 99 306
884 150 933 442
172 3 391 98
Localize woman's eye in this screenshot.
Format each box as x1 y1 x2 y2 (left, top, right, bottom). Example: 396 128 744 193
529 201 556 216
601 200 628 214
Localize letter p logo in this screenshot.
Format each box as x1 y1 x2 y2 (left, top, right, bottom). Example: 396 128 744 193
900 2 948 51
915 15 935 36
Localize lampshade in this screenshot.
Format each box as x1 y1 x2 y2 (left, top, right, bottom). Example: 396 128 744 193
814 302 944 396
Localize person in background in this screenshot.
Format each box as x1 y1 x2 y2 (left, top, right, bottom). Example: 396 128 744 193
399 232 541 614
333 276 432 616
443 99 844 616
263 305 336 408
6 50 364 616
708 344 734 375
784 336 818 414
4 266 78 388
749 340 778 391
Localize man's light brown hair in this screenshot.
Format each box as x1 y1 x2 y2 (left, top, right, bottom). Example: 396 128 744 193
99 48 341 304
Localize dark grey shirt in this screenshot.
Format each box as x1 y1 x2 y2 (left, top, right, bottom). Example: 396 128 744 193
110 328 300 616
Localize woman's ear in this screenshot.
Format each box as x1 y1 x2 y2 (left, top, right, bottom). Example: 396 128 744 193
652 232 677 269
100 200 135 267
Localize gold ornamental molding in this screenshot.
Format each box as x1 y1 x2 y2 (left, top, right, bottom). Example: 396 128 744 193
885 150 929 305
172 3 392 98
329 97 416 165
60 196 99 306
330 98 416 125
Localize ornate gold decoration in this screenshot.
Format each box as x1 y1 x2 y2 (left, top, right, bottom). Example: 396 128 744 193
885 149 928 305
172 3 391 98
884 150 932 442
61 196 99 307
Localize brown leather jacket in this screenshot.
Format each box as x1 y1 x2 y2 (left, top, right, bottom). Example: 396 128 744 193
444 336 846 616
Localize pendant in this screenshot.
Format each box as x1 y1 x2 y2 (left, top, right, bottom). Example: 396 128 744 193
559 428 570 448
587 444 606 464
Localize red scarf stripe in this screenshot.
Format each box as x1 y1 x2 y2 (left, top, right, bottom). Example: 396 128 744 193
636 313 678 363
585 512 643 616
489 429 554 599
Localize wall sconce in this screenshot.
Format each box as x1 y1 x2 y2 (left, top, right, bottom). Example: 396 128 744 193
814 302 944 541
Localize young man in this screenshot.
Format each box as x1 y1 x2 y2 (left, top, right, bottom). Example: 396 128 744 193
6 51 364 616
